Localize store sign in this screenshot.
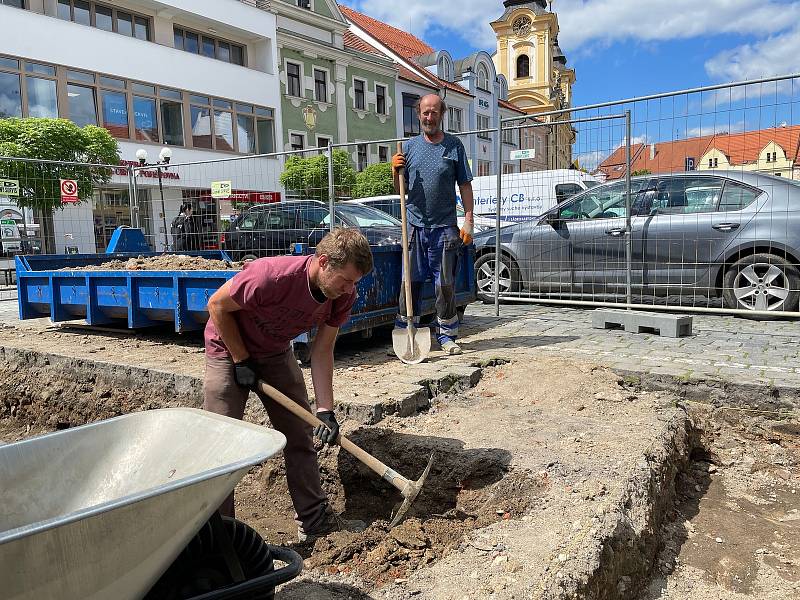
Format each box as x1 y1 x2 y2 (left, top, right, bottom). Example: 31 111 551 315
115 160 180 179
478 99 490 109
211 180 232 199
510 149 536 160
0 178 19 196
60 179 79 203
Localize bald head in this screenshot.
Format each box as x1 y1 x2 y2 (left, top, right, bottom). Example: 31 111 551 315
416 94 447 138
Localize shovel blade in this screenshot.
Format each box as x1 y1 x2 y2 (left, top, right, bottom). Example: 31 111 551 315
392 325 431 364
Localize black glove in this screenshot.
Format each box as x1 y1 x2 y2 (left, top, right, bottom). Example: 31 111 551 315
314 410 339 445
233 358 258 390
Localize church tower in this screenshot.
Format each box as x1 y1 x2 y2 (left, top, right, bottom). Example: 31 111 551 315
491 0 576 168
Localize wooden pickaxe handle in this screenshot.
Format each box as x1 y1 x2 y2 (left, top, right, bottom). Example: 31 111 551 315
257 380 413 495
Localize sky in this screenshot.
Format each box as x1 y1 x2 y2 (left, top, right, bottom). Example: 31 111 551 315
339 1 800 168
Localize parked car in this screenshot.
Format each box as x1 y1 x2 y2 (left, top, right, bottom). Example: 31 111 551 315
472 171 800 317
222 199 402 260
347 195 515 231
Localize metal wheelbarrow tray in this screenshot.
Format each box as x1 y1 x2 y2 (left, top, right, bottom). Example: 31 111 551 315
0 408 288 600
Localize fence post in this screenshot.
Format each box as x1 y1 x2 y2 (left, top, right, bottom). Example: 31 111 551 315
128 167 140 230
624 109 633 308
327 146 335 232
494 119 504 316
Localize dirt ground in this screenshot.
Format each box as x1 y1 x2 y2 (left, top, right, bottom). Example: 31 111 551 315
60 254 240 271
640 408 800 600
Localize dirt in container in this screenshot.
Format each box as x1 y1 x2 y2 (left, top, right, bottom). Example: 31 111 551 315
59 254 241 271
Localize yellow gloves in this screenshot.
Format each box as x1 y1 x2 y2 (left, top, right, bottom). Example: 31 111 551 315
459 220 474 245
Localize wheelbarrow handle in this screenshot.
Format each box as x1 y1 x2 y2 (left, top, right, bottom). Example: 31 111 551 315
257 380 411 492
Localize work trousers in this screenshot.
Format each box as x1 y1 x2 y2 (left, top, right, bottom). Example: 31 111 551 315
203 350 327 532
395 224 461 343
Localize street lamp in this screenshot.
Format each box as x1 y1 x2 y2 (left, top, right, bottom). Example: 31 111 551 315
136 147 173 251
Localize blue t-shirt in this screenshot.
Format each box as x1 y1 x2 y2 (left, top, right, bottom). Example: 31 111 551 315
403 132 473 228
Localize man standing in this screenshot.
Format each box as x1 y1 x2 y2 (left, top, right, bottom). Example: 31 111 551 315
392 94 475 355
203 228 373 542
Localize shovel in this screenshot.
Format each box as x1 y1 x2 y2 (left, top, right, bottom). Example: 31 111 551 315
258 380 434 527
392 141 431 364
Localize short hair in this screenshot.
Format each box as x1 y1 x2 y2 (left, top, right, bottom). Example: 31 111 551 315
315 228 374 275
415 94 447 116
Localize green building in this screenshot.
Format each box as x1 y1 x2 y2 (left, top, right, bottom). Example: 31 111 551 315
273 0 398 171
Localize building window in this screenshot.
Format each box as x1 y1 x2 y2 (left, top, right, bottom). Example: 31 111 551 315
357 144 368 171
378 145 388 163
477 114 491 139
403 93 420 137
354 78 366 110
174 27 245 66
476 160 491 176
286 62 301 97
314 69 327 102
296 0 311 8
376 84 387 115
708 157 718 168
57 1 151 41
290 133 305 151
0 55 275 153
316 136 331 154
502 127 515 146
1 0 25 7
476 63 489 91
503 163 515 175
438 56 450 81
447 107 462 133
516 54 530 78
772 151 778 162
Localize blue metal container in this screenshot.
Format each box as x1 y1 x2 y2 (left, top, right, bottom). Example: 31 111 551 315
15 228 476 340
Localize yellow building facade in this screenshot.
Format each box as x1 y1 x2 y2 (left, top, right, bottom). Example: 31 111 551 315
491 0 576 168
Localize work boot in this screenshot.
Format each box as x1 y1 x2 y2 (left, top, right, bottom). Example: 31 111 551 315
297 507 366 543
439 337 462 356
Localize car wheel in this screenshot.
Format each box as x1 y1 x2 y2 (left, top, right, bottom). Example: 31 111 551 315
722 253 800 318
474 252 519 303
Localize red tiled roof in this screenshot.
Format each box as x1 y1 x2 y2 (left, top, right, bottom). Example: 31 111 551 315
597 126 800 180
398 65 437 89
343 30 384 57
499 98 525 114
340 5 433 60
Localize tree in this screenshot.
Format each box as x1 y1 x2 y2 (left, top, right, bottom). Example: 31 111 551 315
353 162 393 198
279 150 356 202
0 118 120 212
631 169 652 176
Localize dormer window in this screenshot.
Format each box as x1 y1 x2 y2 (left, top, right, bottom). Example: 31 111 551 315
438 56 451 82
477 63 489 90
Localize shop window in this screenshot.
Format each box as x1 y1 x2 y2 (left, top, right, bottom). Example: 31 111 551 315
67 83 97 126
0 71 22 118
26 77 58 118
133 95 158 142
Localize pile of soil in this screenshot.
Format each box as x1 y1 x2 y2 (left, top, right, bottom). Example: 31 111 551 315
62 255 240 271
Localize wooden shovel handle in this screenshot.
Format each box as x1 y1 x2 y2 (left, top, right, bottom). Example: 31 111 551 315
257 380 410 492
397 141 414 323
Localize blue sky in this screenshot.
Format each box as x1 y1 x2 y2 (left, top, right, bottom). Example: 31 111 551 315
341 0 800 106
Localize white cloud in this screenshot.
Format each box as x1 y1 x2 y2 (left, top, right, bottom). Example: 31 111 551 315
575 149 607 171
704 24 800 82
342 0 800 58
557 0 800 52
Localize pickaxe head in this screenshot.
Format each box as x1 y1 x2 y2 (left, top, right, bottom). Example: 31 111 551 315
389 452 435 528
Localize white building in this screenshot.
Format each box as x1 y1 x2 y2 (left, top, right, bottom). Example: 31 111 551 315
0 0 282 253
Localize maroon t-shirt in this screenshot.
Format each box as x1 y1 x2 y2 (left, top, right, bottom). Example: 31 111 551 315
204 255 356 359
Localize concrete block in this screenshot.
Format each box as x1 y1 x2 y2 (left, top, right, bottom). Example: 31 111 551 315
592 309 692 338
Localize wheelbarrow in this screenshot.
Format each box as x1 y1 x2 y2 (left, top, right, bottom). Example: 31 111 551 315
0 408 303 600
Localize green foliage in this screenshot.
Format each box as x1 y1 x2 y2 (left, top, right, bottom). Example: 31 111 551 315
0 118 120 212
631 169 652 176
279 150 356 202
353 162 393 199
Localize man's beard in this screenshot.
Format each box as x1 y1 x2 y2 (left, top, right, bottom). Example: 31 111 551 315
317 278 340 299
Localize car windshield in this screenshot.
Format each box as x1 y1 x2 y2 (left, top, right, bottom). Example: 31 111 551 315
583 180 600 189
330 203 401 227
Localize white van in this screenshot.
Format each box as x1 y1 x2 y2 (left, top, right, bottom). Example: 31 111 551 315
470 169 600 223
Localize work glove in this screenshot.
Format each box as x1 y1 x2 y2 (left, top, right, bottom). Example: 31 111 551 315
233 358 258 390
391 152 406 173
459 220 474 245
314 410 340 445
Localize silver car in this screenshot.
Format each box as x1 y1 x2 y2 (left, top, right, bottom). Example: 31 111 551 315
472 171 800 317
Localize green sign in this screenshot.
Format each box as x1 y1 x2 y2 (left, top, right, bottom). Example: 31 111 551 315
0 178 20 196
0 219 15 225
509 149 536 161
211 180 232 199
